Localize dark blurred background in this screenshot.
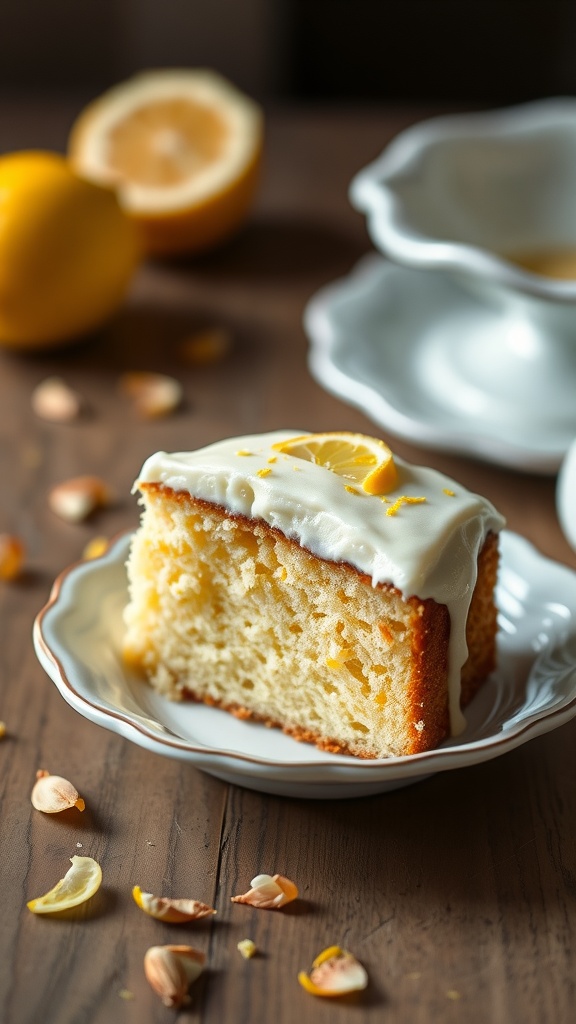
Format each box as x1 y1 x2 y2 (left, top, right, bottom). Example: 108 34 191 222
1 0 576 104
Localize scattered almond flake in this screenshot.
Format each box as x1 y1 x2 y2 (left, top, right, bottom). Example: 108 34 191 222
237 939 257 959
298 946 368 998
144 945 205 1009
132 885 216 923
385 495 427 517
0 534 24 581
0 721 6 739
31 376 82 422
82 536 109 560
443 488 456 497
236 449 252 456
231 873 298 909
179 327 232 365
31 769 85 814
48 476 110 523
257 467 271 478
119 372 182 418
118 989 135 1001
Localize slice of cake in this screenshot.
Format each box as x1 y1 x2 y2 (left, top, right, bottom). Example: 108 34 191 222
123 430 504 759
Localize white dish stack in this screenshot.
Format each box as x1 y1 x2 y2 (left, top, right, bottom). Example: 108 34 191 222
306 98 576 482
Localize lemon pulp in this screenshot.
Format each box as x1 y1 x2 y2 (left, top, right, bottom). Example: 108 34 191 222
68 69 263 256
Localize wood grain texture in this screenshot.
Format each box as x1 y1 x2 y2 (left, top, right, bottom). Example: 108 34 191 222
0 98 575 1023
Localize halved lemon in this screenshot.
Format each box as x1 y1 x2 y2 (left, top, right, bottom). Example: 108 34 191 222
27 855 102 914
272 432 398 495
68 69 263 256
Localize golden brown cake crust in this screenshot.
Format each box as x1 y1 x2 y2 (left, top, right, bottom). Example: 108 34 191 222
179 689 382 758
460 530 500 705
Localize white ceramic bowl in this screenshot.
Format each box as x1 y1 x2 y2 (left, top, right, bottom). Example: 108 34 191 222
350 99 576 445
351 98 576 302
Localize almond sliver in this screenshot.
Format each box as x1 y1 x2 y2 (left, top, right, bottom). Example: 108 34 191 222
144 944 205 1008
119 372 182 418
31 770 85 813
133 885 215 922
298 946 368 997
231 872 298 909
31 376 82 422
48 476 110 523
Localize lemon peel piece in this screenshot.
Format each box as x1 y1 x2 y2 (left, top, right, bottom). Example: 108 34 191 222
298 945 368 997
132 885 216 922
82 536 109 561
272 432 397 495
179 327 232 365
385 495 427 517
0 533 25 581
231 873 298 909
237 938 258 959
27 856 102 914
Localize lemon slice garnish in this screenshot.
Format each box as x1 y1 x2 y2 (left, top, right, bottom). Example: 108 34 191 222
27 855 102 914
272 432 397 495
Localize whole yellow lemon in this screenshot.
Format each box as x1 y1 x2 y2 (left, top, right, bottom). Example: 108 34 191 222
0 151 140 350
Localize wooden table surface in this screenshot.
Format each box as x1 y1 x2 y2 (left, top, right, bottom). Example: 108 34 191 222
1 98 575 1024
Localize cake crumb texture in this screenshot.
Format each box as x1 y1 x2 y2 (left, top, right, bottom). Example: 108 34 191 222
124 485 499 759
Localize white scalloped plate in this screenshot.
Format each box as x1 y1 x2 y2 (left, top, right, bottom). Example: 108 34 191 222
557 437 576 552
33 530 576 799
306 254 572 473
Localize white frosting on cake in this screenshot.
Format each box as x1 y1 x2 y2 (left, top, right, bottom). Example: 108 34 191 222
135 430 505 735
